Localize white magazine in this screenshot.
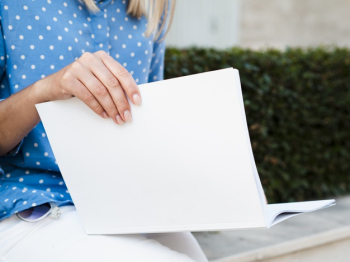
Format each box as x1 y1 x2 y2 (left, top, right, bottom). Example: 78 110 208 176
36 68 335 234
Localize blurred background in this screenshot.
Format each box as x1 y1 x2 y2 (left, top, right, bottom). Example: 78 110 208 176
163 1 350 261
166 0 350 49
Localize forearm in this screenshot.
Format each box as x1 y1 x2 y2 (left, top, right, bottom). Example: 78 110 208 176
0 80 48 156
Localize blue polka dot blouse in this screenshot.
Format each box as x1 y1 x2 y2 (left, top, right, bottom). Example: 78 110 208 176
0 0 166 220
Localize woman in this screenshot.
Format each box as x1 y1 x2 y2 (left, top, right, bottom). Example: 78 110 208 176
0 1 208 261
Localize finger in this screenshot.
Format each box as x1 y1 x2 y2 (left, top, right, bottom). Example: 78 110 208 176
95 51 142 106
87 57 132 122
65 76 107 119
74 61 124 125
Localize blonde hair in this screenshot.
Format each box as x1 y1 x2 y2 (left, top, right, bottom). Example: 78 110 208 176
83 0 175 41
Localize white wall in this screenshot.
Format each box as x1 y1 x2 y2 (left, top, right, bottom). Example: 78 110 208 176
166 0 241 49
240 0 350 49
167 0 350 50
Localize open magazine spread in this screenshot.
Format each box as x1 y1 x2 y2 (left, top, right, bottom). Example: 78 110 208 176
36 68 335 234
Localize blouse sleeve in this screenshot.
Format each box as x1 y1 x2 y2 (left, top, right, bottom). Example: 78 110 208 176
0 22 24 158
148 38 165 82
0 22 5 82
147 4 170 83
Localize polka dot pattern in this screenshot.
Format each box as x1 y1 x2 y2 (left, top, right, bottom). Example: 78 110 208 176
0 0 167 221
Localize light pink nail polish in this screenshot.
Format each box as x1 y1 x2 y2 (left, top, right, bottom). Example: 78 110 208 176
102 111 108 119
116 115 124 125
133 94 142 106
123 110 132 122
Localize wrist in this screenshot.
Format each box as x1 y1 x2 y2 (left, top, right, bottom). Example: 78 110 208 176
29 78 51 104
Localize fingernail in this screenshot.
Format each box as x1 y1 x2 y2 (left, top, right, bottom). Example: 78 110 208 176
102 111 108 119
116 114 124 125
133 93 142 106
123 110 132 122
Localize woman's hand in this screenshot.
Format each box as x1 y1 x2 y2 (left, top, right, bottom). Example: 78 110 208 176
38 50 142 125
0 50 141 155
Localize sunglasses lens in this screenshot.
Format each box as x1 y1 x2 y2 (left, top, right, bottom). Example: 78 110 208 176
17 203 51 221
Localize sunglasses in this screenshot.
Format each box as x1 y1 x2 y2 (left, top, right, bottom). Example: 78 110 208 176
16 202 61 223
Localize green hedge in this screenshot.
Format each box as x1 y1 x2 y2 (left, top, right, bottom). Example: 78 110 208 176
164 47 350 203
